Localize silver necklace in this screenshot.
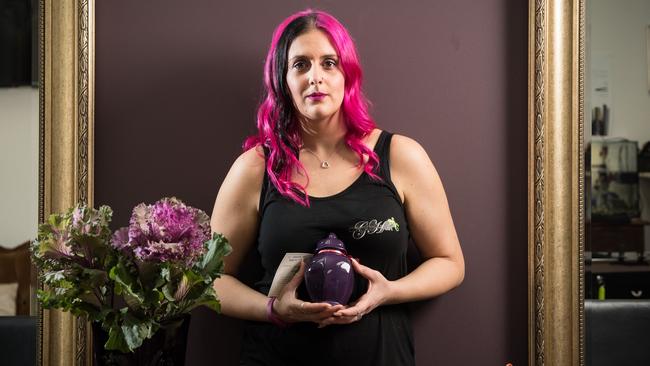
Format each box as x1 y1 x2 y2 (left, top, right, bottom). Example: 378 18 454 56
301 142 342 169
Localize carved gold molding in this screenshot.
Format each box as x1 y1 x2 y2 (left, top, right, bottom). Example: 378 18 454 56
577 0 585 365
39 0 94 365
530 0 546 363
528 0 584 365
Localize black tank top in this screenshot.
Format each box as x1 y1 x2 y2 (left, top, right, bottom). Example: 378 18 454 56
240 131 415 366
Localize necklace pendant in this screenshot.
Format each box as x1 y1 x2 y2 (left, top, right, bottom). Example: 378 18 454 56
321 161 330 169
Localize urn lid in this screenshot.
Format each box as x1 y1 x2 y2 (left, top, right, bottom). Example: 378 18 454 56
315 233 347 253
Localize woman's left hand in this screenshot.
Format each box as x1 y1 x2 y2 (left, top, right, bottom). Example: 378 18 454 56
317 258 394 328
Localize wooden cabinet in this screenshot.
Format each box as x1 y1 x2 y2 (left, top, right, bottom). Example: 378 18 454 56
586 263 650 299
586 220 646 253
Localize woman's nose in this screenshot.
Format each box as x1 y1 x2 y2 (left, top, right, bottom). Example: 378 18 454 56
308 67 323 85
309 77 323 85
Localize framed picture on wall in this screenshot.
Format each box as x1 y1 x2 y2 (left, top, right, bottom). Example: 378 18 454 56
0 0 37 87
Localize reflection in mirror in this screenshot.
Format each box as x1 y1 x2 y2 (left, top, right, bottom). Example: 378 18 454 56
0 0 39 365
584 0 650 365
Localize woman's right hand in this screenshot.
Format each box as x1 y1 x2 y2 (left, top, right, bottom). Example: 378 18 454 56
273 261 344 324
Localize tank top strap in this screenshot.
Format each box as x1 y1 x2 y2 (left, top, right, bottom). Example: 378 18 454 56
258 146 271 216
373 130 394 182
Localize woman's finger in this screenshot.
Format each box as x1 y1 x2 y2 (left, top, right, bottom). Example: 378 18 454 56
319 311 364 327
350 257 377 280
294 303 342 324
335 301 368 318
299 301 340 315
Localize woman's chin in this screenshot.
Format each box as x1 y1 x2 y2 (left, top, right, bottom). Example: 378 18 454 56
300 108 338 122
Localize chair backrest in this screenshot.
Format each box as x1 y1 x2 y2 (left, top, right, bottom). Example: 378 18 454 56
0 316 37 366
0 242 32 316
585 299 650 366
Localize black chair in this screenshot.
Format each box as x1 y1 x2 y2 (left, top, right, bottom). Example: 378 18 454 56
585 299 650 366
0 316 37 366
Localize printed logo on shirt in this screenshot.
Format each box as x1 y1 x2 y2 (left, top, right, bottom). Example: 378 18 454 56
349 217 400 239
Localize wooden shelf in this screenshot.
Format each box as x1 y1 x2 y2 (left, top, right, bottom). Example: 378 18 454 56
587 262 650 273
586 171 649 178
586 218 650 225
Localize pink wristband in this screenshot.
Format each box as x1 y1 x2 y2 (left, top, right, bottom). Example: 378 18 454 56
266 297 289 328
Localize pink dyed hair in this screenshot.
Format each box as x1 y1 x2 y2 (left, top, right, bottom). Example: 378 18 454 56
244 9 379 206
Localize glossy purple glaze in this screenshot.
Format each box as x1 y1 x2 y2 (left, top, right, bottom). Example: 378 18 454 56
304 233 355 305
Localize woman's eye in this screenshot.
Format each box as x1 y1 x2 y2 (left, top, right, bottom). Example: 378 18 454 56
293 61 307 70
324 59 338 68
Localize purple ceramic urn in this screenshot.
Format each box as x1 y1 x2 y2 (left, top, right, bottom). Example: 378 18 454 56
304 233 355 305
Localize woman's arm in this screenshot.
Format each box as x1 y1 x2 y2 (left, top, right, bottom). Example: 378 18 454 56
325 134 464 324
386 134 465 302
210 147 268 322
211 147 341 324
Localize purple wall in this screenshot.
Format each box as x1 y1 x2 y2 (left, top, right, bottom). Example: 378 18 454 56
95 1 528 364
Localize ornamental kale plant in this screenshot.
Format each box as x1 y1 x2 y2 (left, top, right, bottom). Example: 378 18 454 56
31 198 231 353
113 197 211 265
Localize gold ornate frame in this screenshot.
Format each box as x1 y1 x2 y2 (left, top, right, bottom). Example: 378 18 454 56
37 0 585 364
39 0 94 365
528 0 585 365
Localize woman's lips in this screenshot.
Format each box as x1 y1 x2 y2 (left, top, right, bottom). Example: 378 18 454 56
307 93 327 101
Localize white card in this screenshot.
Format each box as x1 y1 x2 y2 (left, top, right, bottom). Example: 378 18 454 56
268 252 313 298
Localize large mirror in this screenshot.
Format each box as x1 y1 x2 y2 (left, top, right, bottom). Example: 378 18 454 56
583 0 650 365
0 0 39 365
6 0 602 365
530 0 650 364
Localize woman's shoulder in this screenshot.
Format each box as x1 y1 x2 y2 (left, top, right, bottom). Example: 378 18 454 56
366 129 427 163
388 133 429 162
225 146 266 192
236 145 266 171
388 133 440 205
388 133 436 177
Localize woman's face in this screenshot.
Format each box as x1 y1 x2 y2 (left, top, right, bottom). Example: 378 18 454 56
285 28 345 123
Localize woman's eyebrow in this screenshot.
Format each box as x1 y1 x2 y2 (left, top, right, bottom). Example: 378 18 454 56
289 54 338 62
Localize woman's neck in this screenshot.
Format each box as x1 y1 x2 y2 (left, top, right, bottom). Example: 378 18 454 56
299 113 347 154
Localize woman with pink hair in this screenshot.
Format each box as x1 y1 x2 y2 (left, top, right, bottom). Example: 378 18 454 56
210 9 464 365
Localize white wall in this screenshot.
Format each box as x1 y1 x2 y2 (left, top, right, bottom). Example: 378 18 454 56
0 87 39 248
588 0 650 146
